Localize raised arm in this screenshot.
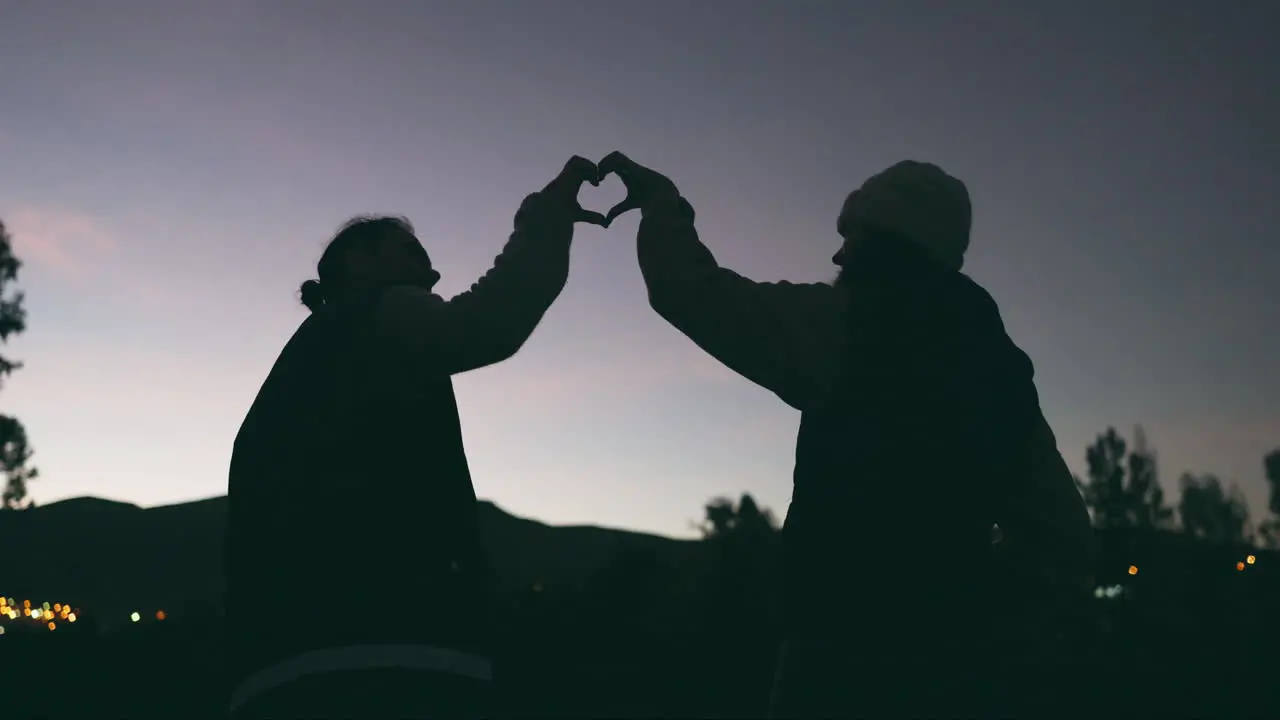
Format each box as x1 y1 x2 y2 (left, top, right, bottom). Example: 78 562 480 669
600 152 848 412
375 157 606 376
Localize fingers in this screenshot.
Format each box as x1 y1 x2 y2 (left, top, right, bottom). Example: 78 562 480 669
597 151 635 180
544 153 665 228
548 156 600 195
600 151 643 225
577 209 609 228
568 155 602 187
605 198 640 226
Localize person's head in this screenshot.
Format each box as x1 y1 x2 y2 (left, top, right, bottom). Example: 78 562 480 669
298 215 440 312
831 161 971 285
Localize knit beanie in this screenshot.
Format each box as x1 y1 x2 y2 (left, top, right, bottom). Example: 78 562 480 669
839 160 972 272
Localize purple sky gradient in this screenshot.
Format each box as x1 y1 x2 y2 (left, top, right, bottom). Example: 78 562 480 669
2 1 1277 537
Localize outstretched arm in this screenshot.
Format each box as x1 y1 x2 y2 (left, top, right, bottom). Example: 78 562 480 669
372 157 605 377
375 191 581 376
636 195 848 412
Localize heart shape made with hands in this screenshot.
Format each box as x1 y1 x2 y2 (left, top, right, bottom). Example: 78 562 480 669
554 152 675 228
576 173 627 227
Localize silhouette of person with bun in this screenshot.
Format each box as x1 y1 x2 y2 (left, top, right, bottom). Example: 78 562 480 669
224 157 606 719
599 151 1094 718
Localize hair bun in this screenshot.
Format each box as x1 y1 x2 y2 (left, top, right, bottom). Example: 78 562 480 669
299 279 326 312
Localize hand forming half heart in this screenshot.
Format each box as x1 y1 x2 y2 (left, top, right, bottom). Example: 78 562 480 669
544 152 680 228
543 155 609 227
596 150 680 227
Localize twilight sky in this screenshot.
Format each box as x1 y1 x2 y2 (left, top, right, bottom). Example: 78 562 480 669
1 1 1277 538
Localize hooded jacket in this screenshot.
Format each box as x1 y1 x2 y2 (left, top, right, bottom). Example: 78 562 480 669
633 195 1094 665
224 192 578 712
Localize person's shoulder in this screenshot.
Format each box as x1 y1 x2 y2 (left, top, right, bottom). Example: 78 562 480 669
863 265 997 322
285 305 368 353
231 313 333 460
933 271 1004 326
942 273 1039 379
265 311 330 370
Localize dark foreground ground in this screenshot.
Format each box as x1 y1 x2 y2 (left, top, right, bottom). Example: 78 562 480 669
4 569 1277 719
3 497 1278 717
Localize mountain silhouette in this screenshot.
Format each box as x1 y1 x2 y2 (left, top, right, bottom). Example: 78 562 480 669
0 496 698 627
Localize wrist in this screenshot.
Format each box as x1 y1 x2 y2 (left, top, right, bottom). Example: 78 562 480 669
516 192 573 228
640 192 690 220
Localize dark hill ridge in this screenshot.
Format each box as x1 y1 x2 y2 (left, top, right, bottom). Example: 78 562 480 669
7 496 1269 633
0 495 700 626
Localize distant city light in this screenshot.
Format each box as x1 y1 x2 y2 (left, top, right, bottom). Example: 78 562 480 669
0 543 1267 644
1094 584 1125 599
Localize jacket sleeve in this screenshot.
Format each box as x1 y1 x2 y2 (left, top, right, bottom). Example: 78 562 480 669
962 286 1094 597
636 195 848 412
997 415 1096 592
374 192 577 376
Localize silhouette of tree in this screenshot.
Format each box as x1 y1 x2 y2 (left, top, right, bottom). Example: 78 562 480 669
1076 426 1173 530
694 493 782 713
1263 450 1280 517
1258 449 1280 548
701 496 736 537
699 493 779 540
699 494 780 613
1177 473 1250 545
0 220 37 510
695 494 782 619
696 493 781 620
